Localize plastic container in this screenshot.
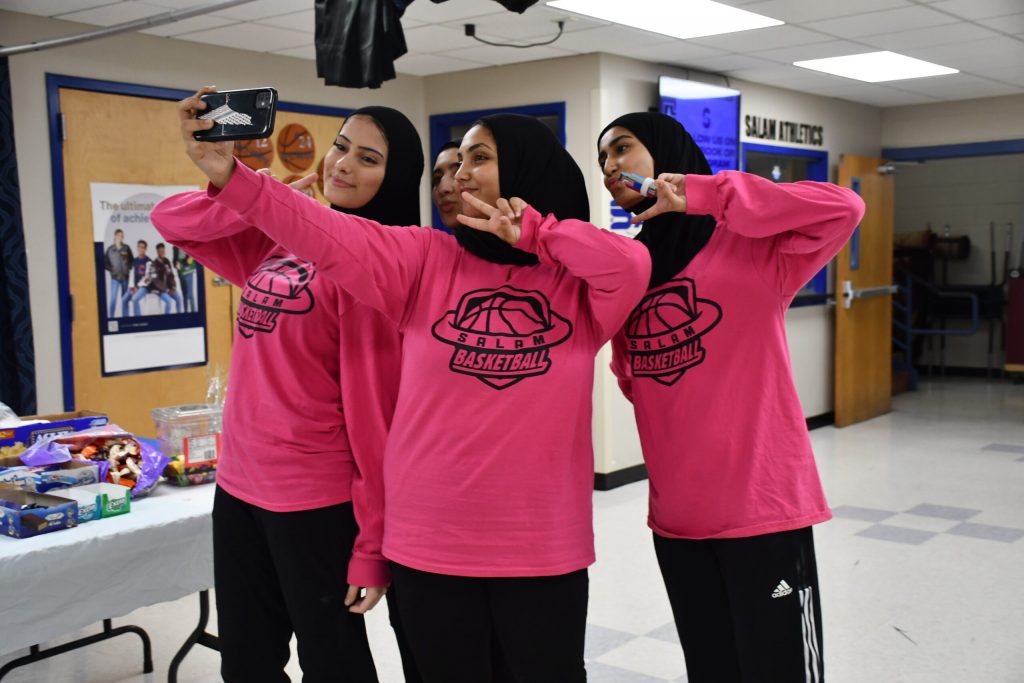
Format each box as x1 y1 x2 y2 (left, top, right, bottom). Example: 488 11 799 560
151 404 222 486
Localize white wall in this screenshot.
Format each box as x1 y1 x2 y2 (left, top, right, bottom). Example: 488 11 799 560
881 94 1024 148
894 154 1024 369
2 10 427 414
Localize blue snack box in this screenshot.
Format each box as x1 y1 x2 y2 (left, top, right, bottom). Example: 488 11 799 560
0 489 79 538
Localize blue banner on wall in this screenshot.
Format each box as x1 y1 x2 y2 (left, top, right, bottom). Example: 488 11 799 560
659 77 741 174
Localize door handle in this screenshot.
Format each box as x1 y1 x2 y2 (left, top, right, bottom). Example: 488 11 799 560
212 276 231 287
842 281 898 309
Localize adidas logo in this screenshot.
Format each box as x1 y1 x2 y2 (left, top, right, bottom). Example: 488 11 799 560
771 580 793 598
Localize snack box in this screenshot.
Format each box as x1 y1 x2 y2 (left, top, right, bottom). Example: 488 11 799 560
0 455 99 493
53 483 131 522
152 404 221 487
0 489 78 539
0 411 109 448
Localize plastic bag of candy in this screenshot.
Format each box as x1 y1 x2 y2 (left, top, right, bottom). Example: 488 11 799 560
30 425 169 498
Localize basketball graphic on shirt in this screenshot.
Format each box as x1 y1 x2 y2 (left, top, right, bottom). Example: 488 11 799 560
233 138 275 170
432 286 573 390
237 256 316 338
277 123 316 173
624 278 721 386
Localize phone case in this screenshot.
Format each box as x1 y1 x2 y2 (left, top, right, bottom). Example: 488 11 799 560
193 87 278 142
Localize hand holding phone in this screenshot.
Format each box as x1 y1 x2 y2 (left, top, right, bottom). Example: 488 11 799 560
192 87 278 142
178 86 240 189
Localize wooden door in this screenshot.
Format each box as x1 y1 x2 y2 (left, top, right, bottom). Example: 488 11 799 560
59 88 344 436
835 155 895 427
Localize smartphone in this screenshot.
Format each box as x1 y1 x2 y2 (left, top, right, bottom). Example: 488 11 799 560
193 87 278 142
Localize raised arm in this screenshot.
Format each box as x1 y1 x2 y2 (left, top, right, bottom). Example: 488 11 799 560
685 171 864 295
152 191 277 287
516 207 651 345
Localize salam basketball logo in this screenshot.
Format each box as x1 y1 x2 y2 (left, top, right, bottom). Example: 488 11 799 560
432 286 572 390
237 256 316 338
624 277 722 386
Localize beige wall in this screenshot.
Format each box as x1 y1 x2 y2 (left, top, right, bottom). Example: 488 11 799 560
881 94 1024 149
2 10 427 413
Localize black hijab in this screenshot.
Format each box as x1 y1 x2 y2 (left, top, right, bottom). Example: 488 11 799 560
331 105 423 226
454 114 590 266
599 112 716 288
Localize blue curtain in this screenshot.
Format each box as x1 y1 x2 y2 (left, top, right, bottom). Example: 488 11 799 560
0 56 36 416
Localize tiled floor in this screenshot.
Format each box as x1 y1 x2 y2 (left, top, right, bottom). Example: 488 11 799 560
2 378 1022 682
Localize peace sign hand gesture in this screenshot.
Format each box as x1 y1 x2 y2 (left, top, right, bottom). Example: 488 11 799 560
457 192 529 245
630 173 688 224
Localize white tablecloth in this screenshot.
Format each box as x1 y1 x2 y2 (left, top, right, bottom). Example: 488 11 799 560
0 484 215 656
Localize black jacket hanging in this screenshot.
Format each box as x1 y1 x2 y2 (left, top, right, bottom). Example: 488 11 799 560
315 0 409 89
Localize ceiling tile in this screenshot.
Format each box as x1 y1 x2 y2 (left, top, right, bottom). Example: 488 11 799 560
812 84 940 106
443 6 605 41
689 25 833 52
907 36 1024 72
859 22 1001 50
740 0 913 24
271 43 316 60
732 65 850 89
976 12 1024 34
394 52 490 76
254 9 314 33
403 23 482 53
887 72 1020 99
0 0 110 16
436 43 576 66
677 53 783 73
176 22 312 52
750 39 867 64
57 1 176 26
983 65 1024 87
140 12 237 37
806 5 955 38
211 0 311 21
608 41 728 66
928 0 1024 20
545 25 675 53
402 0 508 23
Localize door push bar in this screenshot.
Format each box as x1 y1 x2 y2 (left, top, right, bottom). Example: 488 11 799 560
842 280 898 309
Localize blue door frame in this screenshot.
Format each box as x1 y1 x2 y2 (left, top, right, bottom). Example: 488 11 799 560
46 74 349 410
428 101 566 231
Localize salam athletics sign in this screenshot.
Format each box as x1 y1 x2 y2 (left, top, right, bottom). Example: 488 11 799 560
745 115 824 146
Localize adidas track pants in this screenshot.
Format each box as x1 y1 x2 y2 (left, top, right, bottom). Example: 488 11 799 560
653 526 824 683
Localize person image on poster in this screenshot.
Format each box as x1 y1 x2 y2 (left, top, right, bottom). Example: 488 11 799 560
127 240 178 315
173 245 199 313
153 243 184 313
104 228 132 317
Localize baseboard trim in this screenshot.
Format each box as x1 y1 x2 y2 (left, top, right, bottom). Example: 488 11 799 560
594 463 648 491
806 412 834 431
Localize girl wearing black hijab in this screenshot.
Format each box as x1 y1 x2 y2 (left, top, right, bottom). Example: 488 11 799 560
597 112 864 683
154 98 424 682
168 108 650 683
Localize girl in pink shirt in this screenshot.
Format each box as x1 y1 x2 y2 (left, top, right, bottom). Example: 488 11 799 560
598 112 864 683
172 108 650 682
154 95 421 682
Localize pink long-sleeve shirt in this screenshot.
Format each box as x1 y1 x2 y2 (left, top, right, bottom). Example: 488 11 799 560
612 171 865 540
206 161 651 577
152 194 400 587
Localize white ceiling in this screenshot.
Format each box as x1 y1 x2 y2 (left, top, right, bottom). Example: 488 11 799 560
3 0 1023 107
